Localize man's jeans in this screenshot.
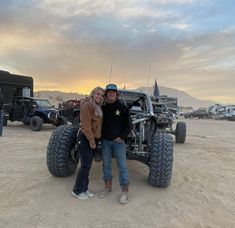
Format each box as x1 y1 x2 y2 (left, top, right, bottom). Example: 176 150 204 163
102 138 129 187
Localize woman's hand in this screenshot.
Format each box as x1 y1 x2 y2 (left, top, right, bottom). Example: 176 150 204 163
90 143 96 149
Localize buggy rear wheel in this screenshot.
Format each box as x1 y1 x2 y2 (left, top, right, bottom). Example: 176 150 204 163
175 121 186 143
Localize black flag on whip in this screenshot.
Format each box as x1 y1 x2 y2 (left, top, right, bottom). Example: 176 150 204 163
153 78 160 100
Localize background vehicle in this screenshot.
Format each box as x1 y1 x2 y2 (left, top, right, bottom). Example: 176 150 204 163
226 107 235 121
47 90 174 188
184 109 209 119
4 96 67 131
59 99 81 126
152 101 186 144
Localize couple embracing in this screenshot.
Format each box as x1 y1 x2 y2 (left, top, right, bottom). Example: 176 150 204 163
72 84 131 204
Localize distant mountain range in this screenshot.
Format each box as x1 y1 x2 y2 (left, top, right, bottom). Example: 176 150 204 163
136 86 215 109
34 86 215 109
34 91 85 107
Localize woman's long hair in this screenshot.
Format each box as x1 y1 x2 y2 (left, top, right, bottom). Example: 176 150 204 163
88 87 105 105
81 86 104 117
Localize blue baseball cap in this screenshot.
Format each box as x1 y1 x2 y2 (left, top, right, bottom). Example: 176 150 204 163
106 84 117 91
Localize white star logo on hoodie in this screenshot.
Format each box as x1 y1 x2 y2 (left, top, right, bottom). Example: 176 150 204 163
115 109 120 116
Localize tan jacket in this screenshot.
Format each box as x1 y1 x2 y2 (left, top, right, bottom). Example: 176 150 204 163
80 101 102 148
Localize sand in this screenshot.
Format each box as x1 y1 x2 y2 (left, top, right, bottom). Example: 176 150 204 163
0 119 234 228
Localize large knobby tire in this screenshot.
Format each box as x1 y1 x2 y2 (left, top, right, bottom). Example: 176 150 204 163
47 125 79 177
175 121 186 143
148 133 173 188
30 116 43 131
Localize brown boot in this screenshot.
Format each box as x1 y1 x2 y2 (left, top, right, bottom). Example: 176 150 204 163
100 180 112 198
119 184 129 204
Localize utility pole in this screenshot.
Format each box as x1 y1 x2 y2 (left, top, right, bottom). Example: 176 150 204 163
109 62 113 83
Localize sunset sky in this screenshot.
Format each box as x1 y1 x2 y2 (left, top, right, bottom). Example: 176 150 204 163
0 0 234 103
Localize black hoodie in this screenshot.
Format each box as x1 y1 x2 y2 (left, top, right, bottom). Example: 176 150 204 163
102 100 131 140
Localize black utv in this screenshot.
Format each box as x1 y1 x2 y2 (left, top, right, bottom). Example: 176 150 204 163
4 96 67 131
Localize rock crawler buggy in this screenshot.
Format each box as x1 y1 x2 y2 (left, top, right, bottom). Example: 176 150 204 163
47 90 174 188
152 101 187 144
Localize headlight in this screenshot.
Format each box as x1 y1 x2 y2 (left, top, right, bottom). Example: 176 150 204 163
48 112 58 120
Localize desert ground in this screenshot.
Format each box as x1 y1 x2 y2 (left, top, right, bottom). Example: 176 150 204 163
0 119 234 228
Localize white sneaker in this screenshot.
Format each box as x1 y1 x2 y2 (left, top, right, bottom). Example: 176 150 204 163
72 191 89 200
119 191 128 204
86 190 95 198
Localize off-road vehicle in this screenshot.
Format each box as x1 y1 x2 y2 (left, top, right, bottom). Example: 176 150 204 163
152 101 187 144
184 109 209 119
59 99 81 126
226 107 235 121
47 90 174 188
4 96 67 131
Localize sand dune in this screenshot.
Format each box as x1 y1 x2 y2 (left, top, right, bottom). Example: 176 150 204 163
0 119 234 227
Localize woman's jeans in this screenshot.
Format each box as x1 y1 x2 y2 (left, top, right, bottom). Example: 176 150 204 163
73 132 93 194
102 138 129 188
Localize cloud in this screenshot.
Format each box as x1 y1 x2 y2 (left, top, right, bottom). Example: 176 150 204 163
151 0 195 4
0 0 235 103
166 23 189 30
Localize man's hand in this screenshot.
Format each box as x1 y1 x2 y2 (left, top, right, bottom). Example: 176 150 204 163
114 137 123 143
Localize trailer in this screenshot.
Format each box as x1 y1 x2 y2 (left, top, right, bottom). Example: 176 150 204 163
0 70 33 104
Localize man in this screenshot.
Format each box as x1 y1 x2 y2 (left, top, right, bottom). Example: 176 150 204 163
0 89 4 137
100 84 131 204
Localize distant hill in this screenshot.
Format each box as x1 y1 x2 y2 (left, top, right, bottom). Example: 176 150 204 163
135 86 215 109
34 86 215 109
34 91 85 107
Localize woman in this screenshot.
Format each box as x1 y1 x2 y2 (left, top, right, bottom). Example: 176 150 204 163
72 86 104 200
